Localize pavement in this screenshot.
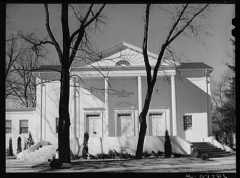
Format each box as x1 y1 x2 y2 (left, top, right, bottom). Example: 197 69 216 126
6 155 236 173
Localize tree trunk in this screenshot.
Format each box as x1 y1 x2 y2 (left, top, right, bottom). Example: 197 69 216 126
135 86 154 159
58 65 71 163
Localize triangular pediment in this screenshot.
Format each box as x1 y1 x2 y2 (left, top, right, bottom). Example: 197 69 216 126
82 42 179 68
114 102 135 110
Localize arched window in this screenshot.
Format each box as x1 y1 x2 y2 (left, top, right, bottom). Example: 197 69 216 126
116 60 130 66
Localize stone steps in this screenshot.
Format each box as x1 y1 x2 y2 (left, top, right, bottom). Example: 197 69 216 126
23 145 57 162
191 142 231 158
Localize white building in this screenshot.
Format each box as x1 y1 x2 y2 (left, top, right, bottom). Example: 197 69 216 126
6 42 214 156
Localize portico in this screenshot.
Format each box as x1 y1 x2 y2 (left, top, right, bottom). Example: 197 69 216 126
70 66 177 138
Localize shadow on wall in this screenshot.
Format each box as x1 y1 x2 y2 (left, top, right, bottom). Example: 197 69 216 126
70 136 190 156
176 77 210 140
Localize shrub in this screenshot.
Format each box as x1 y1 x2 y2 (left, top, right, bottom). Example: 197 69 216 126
142 151 151 158
17 136 22 154
173 152 182 158
49 158 62 169
24 132 35 150
157 151 164 157
8 137 13 156
164 130 172 158
108 149 116 158
82 132 89 159
201 153 209 161
96 153 109 159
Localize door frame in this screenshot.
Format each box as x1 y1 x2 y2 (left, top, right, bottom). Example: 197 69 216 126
147 108 167 136
84 109 103 137
114 109 135 137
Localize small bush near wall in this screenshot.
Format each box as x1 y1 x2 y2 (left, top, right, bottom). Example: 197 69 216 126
17 137 22 154
164 130 172 158
49 158 62 169
201 153 209 161
24 132 35 150
8 137 13 156
173 152 182 158
82 132 89 159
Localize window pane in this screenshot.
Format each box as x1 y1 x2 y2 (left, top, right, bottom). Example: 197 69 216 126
6 128 12 134
183 115 192 130
20 127 28 134
6 120 12 127
20 120 28 127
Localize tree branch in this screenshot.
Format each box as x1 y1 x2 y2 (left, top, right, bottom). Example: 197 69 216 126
165 4 189 44
61 3 70 66
142 4 152 86
166 4 209 46
44 4 63 62
69 4 94 44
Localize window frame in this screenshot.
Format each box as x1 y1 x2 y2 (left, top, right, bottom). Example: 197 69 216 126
84 110 103 137
183 115 193 131
6 120 12 134
20 120 29 134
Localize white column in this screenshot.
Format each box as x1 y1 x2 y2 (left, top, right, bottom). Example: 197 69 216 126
171 75 177 136
205 72 209 137
104 77 109 137
40 77 43 141
44 82 47 140
73 77 77 138
137 76 142 134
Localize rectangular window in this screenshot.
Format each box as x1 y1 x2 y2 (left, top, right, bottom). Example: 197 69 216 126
20 120 28 134
6 120 12 134
56 117 59 133
183 115 192 130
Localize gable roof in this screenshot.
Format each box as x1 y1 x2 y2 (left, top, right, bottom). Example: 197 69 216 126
178 62 213 70
34 41 213 73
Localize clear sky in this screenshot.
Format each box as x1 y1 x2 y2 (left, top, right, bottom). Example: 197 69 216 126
6 4 235 82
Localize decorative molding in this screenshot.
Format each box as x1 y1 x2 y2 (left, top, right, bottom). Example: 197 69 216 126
114 102 135 110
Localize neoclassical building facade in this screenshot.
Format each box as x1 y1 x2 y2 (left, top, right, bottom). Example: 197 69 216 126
6 42 213 155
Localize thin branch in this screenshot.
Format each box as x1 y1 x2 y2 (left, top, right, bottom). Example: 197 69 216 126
166 4 209 46
44 4 63 62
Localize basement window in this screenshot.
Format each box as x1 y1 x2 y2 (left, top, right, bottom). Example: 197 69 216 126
183 115 192 130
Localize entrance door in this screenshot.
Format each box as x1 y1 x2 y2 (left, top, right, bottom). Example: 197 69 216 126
86 114 102 137
117 113 134 137
149 113 166 136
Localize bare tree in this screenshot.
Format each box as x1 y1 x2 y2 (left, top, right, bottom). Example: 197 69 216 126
136 4 210 159
19 4 106 163
6 34 42 107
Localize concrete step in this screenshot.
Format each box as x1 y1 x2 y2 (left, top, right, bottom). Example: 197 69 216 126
24 145 57 162
191 142 231 158
197 148 223 151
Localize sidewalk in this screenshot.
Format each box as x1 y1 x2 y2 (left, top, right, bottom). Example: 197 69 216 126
6 159 41 172
6 155 236 173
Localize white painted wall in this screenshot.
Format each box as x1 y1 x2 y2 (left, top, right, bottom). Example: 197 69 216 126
175 73 210 142
5 110 37 155
6 68 212 152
